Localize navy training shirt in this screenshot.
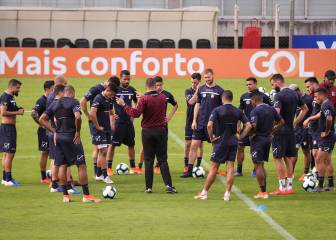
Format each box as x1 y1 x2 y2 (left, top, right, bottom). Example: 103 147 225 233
250 104 282 137
45 97 81 133
185 87 196 127
0 92 19 112
32 95 47 117
83 83 105 107
196 84 224 128
309 101 321 134
92 93 114 132
295 93 313 127
114 85 137 124
161 90 177 107
239 90 272 119
273 88 304 134
319 99 335 133
209 104 248 143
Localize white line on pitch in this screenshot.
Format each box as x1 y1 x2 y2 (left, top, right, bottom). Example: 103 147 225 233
168 130 296 240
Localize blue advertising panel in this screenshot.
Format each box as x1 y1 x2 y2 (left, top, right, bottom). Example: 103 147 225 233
292 35 336 49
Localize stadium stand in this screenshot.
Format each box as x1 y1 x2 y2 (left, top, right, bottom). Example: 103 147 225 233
129 39 143 48
40 38 55 48
196 39 211 49
178 39 193 49
110 39 125 48
75 38 90 48
146 39 161 48
56 38 74 48
161 39 175 48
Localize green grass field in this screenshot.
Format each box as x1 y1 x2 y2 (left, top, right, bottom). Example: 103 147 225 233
0 77 335 240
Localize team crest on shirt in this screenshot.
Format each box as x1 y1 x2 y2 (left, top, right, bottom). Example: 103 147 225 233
129 95 131 100
246 100 250 105
211 94 214 99
202 93 206 98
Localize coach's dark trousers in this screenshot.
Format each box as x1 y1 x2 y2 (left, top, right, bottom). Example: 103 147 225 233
142 128 172 189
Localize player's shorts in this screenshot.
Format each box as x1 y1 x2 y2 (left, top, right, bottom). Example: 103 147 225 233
92 128 112 148
294 127 309 150
250 136 271 163
0 124 17 153
37 127 49 152
47 133 56 159
185 125 193 141
55 133 86 166
238 136 250 147
112 122 135 147
272 133 297 158
318 133 336 153
192 127 210 142
309 132 319 150
210 137 237 164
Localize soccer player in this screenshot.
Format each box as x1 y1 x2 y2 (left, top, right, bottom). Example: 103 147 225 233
303 77 320 171
39 85 101 202
239 91 284 199
269 74 308 195
90 83 117 184
311 88 335 192
181 68 224 178
109 70 139 174
31 80 55 183
235 77 272 177
80 76 120 177
194 90 251 201
116 77 176 193
183 73 204 173
288 84 313 181
319 70 336 108
0 79 24 186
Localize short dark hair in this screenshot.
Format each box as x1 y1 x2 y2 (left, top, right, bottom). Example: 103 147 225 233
222 90 233 101
304 77 319 84
146 78 156 88
314 87 327 95
106 83 117 93
251 90 263 102
8 79 22 87
54 85 65 95
108 76 120 87
324 70 336 80
154 76 163 83
246 77 257 83
270 74 284 82
120 70 130 77
204 68 214 75
43 80 54 90
191 73 201 81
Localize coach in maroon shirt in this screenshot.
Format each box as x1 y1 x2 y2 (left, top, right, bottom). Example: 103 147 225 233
320 70 336 108
116 77 176 194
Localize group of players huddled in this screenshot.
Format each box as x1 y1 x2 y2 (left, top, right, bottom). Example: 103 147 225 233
0 68 335 202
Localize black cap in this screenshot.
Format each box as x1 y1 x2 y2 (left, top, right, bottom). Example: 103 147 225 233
324 70 336 80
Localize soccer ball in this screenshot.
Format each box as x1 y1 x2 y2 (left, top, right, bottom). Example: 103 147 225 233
258 86 267 93
302 178 317 192
46 169 52 179
116 163 129 175
102 185 117 199
311 167 318 177
192 166 205 178
303 173 317 182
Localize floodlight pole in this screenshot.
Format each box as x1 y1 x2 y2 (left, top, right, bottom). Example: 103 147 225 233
289 0 295 48
274 4 280 49
234 4 239 49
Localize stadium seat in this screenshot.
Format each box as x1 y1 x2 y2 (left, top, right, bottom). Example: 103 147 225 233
110 39 125 48
217 37 234 48
146 39 161 48
129 39 143 48
56 38 75 48
22 38 37 48
5 37 20 47
279 37 289 48
196 39 211 49
161 39 175 48
75 38 90 48
40 38 55 48
178 39 192 49
93 39 108 48
261 37 275 48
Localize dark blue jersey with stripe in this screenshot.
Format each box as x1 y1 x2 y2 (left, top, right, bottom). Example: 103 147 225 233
92 93 114 132
319 99 335 133
185 87 196 126
0 92 19 112
33 95 47 117
196 84 224 128
239 90 272 120
84 83 105 107
114 86 137 124
250 104 282 137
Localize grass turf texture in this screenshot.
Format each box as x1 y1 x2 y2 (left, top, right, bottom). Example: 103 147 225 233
0 77 335 240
